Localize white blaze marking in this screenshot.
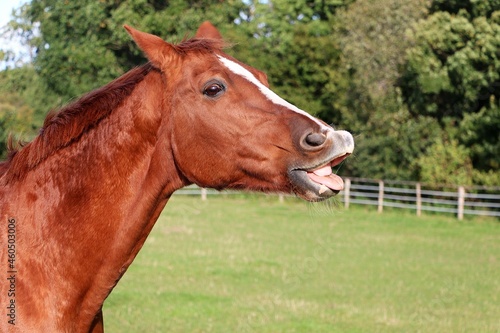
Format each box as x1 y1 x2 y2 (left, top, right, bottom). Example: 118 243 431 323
217 55 329 131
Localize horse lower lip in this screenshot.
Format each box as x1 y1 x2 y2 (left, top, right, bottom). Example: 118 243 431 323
288 152 350 201
288 169 338 201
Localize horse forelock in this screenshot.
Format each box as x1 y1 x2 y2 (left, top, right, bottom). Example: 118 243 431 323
173 37 227 55
1 63 155 183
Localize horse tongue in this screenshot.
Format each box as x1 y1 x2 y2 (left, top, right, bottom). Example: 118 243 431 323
307 165 344 191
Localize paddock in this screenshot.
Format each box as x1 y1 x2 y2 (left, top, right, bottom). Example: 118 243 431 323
104 195 500 333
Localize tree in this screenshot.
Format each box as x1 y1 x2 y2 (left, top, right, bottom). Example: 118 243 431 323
5 0 496 184
430 0 500 18
0 68 41 159
415 137 474 186
335 0 429 103
23 0 244 101
319 0 431 179
228 0 352 121
400 1 500 184
401 11 500 120
0 3 40 68
459 104 500 172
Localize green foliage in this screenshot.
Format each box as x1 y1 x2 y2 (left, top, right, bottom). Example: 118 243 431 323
238 25 343 119
400 1 500 184
349 107 443 180
460 105 500 170
322 0 430 179
0 65 62 158
416 136 474 186
401 11 500 119
1 0 498 185
2 3 40 67
26 0 244 100
335 0 429 102
229 0 351 120
430 0 500 18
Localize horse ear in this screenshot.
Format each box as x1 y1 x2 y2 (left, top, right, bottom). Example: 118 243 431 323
124 25 177 68
195 21 223 40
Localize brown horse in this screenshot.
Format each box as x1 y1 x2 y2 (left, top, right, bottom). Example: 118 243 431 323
0 22 353 332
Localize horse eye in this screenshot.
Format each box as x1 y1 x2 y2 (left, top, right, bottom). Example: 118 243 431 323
203 82 225 98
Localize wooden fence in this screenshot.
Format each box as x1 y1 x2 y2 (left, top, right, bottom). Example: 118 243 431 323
174 178 500 220
342 178 500 220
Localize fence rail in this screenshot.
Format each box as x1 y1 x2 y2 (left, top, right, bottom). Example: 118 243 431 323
343 178 500 219
174 178 500 220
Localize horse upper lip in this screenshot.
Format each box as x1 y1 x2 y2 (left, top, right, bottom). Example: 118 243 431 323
296 152 350 173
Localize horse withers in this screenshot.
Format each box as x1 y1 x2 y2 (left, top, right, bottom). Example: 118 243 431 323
0 22 353 332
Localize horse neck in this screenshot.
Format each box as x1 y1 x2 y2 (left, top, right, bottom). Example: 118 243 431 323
15 69 186 330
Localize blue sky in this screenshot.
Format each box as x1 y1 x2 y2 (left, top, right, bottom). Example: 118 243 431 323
1 0 28 68
0 0 25 28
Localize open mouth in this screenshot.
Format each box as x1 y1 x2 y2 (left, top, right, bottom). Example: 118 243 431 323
289 153 350 201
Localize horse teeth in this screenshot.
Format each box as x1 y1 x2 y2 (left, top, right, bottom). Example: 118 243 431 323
318 185 329 194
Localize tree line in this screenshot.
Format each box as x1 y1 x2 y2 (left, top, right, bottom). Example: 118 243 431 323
1 0 498 186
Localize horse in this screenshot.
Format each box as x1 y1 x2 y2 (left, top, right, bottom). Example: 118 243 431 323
0 21 354 332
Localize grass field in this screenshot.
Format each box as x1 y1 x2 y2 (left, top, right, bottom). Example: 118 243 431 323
103 195 500 333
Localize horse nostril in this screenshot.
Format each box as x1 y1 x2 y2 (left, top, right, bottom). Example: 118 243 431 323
304 132 327 148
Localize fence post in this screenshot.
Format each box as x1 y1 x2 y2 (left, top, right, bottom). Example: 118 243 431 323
416 182 422 217
201 188 207 201
378 180 384 213
344 178 351 209
457 186 465 220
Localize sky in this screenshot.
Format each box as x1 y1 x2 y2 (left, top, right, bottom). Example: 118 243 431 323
1 0 29 68
0 0 25 27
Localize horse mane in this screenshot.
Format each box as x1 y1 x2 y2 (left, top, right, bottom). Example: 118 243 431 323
0 63 155 183
0 38 225 183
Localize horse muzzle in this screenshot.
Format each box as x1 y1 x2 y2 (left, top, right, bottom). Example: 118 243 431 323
289 130 354 201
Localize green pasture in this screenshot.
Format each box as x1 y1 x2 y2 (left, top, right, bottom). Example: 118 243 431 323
104 195 499 333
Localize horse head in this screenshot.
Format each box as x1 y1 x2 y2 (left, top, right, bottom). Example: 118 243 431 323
125 23 354 201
